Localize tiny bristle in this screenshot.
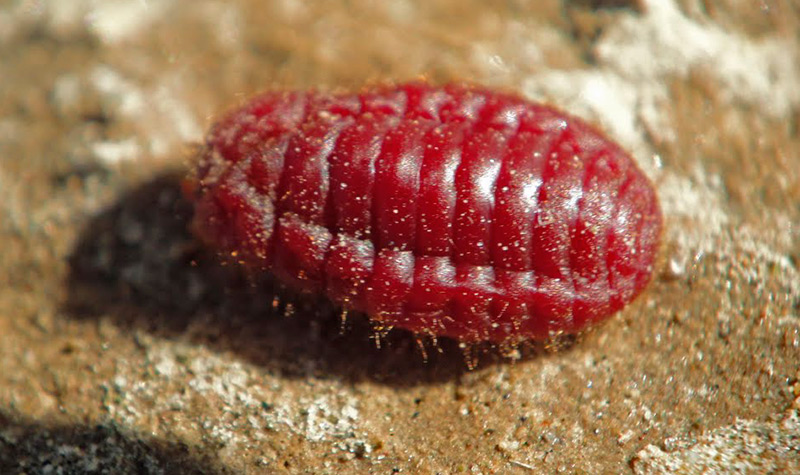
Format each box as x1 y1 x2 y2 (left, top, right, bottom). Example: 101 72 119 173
414 337 429 363
339 309 348 334
460 342 479 371
498 342 522 362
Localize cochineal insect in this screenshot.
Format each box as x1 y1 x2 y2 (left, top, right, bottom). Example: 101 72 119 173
190 82 662 344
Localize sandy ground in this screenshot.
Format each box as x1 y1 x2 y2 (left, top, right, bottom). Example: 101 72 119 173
1 0 799 473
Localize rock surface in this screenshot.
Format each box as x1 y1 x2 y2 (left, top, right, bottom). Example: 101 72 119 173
1 0 798 473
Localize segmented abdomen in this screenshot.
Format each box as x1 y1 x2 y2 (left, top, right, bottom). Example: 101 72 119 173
192 82 662 343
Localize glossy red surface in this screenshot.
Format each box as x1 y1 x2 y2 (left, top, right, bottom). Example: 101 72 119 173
191 82 662 343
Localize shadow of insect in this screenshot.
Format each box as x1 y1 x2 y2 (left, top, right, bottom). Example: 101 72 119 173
64 172 572 386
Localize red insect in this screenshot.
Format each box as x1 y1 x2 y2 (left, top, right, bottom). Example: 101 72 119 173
190 82 662 344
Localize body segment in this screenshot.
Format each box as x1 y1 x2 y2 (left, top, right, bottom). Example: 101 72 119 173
192 82 662 343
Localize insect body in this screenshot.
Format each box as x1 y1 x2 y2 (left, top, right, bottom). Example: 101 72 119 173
191 82 662 343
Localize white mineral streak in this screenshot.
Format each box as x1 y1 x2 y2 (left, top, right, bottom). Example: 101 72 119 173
634 411 800 474
106 341 370 453
523 0 800 153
